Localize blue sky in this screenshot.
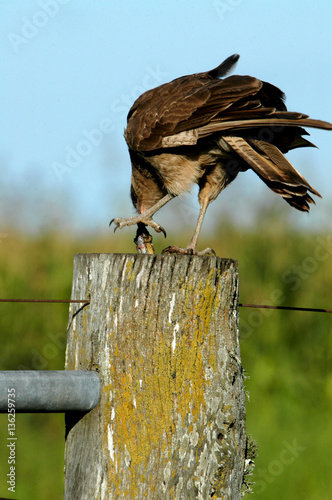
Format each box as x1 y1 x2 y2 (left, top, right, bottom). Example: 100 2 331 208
1 0 331 234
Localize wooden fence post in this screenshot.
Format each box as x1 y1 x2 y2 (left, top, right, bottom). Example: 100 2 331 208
64 253 246 499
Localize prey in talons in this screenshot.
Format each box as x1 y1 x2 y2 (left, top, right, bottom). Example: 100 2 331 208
134 223 155 254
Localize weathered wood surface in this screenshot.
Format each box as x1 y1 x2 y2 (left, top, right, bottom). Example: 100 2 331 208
64 253 246 499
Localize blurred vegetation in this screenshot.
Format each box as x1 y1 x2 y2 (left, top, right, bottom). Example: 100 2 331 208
0 218 331 499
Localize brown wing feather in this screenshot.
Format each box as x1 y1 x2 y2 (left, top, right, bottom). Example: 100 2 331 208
125 74 262 151
125 54 332 153
194 116 332 138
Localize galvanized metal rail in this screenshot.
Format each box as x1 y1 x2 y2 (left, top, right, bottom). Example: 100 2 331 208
0 370 100 413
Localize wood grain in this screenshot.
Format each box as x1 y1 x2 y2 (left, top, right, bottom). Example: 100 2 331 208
64 253 246 499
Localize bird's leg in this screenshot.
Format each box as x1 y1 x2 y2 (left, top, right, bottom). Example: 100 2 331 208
187 199 214 254
162 168 225 255
110 193 174 236
162 198 215 256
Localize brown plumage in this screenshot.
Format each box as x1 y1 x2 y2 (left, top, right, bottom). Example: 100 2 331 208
111 54 332 254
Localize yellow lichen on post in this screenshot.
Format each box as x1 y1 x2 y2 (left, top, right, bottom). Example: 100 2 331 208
64 254 246 500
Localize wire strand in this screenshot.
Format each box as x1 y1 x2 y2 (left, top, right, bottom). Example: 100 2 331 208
0 299 330 313
239 303 332 313
0 299 89 304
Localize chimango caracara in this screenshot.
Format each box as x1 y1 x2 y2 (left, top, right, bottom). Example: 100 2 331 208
111 54 332 254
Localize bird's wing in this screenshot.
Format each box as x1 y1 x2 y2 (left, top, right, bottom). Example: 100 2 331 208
125 61 332 152
125 74 263 151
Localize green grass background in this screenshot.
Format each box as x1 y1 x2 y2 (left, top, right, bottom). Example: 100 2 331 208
0 220 331 499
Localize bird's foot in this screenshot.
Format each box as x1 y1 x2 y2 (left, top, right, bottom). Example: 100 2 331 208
162 244 215 256
110 215 166 237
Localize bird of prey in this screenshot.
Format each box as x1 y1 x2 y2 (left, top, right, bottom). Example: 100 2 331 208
111 54 332 254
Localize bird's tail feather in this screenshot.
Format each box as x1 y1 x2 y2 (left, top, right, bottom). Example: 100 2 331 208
222 135 321 212
208 54 240 79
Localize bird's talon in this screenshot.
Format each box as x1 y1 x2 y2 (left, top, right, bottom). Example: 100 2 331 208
109 218 120 232
162 245 216 256
162 246 191 255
